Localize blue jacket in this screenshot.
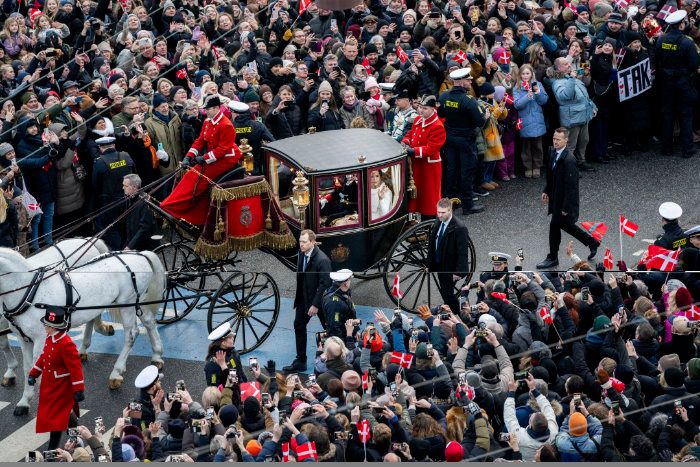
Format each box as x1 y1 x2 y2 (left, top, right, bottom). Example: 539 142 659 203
512 84 548 138
555 414 603 461
551 76 596 127
519 33 558 55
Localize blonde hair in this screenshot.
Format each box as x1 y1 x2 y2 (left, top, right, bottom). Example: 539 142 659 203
323 336 349 360
202 386 222 411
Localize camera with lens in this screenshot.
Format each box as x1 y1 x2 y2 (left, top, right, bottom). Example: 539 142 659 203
439 312 449 320
68 428 80 439
293 390 304 400
43 450 60 462
129 402 142 412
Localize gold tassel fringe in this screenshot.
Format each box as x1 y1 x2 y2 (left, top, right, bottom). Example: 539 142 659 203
194 230 296 260
211 180 270 202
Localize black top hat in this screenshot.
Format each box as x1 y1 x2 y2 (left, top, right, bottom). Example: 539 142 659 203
40 306 69 329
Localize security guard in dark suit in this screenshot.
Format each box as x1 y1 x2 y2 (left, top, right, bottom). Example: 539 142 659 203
438 68 489 215
654 10 700 158
230 101 275 175
92 136 134 250
322 269 357 340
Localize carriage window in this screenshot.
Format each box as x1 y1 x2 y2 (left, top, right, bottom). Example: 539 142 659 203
267 154 301 222
317 172 361 231
369 163 402 223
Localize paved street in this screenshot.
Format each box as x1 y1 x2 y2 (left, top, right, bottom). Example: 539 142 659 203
0 148 697 461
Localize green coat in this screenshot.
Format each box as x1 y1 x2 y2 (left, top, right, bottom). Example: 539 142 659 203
144 112 184 176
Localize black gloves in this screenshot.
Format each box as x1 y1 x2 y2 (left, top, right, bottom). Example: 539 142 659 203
28 376 36 386
390 314 403 331
406 147 415 157
180 157 191 168
195 155 206 165
74 391 85 402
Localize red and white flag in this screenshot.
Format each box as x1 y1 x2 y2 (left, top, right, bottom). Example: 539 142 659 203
391 273 403 299
496 49 511 65
282 443 290 462
454 49 468 64
502 93 514 105
604 248 614 270
516 118 523 130
657 3 677 20
396 47 409 64
240 381 261 401
362 56 373 75
615 0 628 9
620 215 639 237
362 370 369 390
358 419 371 444
522 80 530 91
643 245 681 272
295 441 317 461
299 0 312 14
390 351 413 369
27 203 41 211
539 306 553 325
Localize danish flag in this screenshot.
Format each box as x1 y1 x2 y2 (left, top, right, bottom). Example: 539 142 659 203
496 50 511 65
396 47 409 64
240 382 261 401
27 203 41 211
502 93 514 105
295 441 317 461
539 306 553 325
362 370 369 390
299 0 312 14
457 384 475 401
604 248 614 270
643 245 680 272
522 80 530 91
615 0 628 9
491 292 510 304
580 221 608 241
454 49 468 64
619 215 639 237
362 57 373 74
515 118 523 130
176 68 188 80
390 351 413 369
391 273 403 298
657 4 677 20
358 419 371 444
282 442 290 462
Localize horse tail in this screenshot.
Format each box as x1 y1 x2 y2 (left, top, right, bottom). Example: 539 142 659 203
139 250 167 309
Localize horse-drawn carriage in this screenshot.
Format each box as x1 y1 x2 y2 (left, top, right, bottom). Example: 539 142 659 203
145 128 476 354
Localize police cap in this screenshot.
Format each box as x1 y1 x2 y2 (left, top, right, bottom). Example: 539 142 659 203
229 100 250 113
95 136 116 145
665 9 687 25
684 225 700 238
489 252 512 263
449 68 472 80
659 202 682 221
208 322 235 341
330 269 353 283
134 365 160 389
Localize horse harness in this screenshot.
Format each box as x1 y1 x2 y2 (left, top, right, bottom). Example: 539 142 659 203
1 251 151 341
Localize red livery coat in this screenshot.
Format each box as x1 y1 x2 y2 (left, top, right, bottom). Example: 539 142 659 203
28 331 84 433
402 111 446 216
161 110 242 225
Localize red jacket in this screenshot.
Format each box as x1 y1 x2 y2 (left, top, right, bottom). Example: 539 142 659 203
186 110 241 164
29 331 84 433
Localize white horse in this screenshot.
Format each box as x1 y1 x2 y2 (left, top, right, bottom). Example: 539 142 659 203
0 247 166 416
0 238 112 387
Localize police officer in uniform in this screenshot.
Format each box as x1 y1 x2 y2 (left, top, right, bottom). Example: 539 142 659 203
654 10 700 158
204 322 246 387
438 68 490 214
655 201 686 249
229 101 275 175
685 225 700 249
133 365 163 426
322 269 357 339
92 136 134 250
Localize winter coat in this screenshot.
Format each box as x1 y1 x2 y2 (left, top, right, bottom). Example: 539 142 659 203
265 98 304 139
54 137 85 216
16 120 58 206
0 195 18 247
550 74 596 127
513 82 548 137
555 414 603 461
504 390 559 460
339 102 374 129
144 111 184 175
307 106 345 131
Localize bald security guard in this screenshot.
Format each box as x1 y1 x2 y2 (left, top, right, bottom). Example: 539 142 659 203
438 67 489 215
654 10 699 158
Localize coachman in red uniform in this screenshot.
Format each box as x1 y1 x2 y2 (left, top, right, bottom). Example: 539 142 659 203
402 95 446 217
161 95 242 226
28 306 85 449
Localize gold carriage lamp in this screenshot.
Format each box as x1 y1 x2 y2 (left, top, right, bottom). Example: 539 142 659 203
291 170 310 225
240 138 254 175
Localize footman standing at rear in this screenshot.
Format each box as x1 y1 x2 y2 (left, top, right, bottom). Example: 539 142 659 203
28 306 85 449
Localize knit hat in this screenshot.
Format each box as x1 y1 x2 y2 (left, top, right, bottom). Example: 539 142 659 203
163 0 175 10
243 396 261 419
318 80 333 94
658 353 681 372
269 57 284 68
93 56 107 70
569 412 588 437
71 448 91 462
122 434 145 460
416 343 429 359
48 122 66 136
494 85 506 102
364 43 378 55
603 37 617 48
21 92 37 105
168 419 186 439
219 404 239 427
341 370 361 391
243 89 260 103
664 367 685 388
687 358 700 379
592 315 611 332
594 1 613 16
465 370 482 388
672 316 692 335
0 142 15 157
614 364 635 385
626 30 642 43
530 341 552 362
152 92 168 108
477 81 495 97
674 287 692 309
364 76 379 91
246 439 262 456
445 441 464 462
533 15 546 26
107 72 125 87
576 4 589 13
258 85 273 98
607 12 625 23
121 444 136 462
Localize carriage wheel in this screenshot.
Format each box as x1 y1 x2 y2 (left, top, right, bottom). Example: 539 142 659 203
154 243 205 324
381 221 477 312
207 271 280 354
354 259 386 280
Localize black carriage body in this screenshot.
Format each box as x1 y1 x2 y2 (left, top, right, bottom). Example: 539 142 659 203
262 129 409 272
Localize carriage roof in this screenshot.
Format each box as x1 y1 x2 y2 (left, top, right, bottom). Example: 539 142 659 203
263 129 405 175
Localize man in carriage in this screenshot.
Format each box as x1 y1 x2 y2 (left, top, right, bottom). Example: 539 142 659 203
160 95 242 226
